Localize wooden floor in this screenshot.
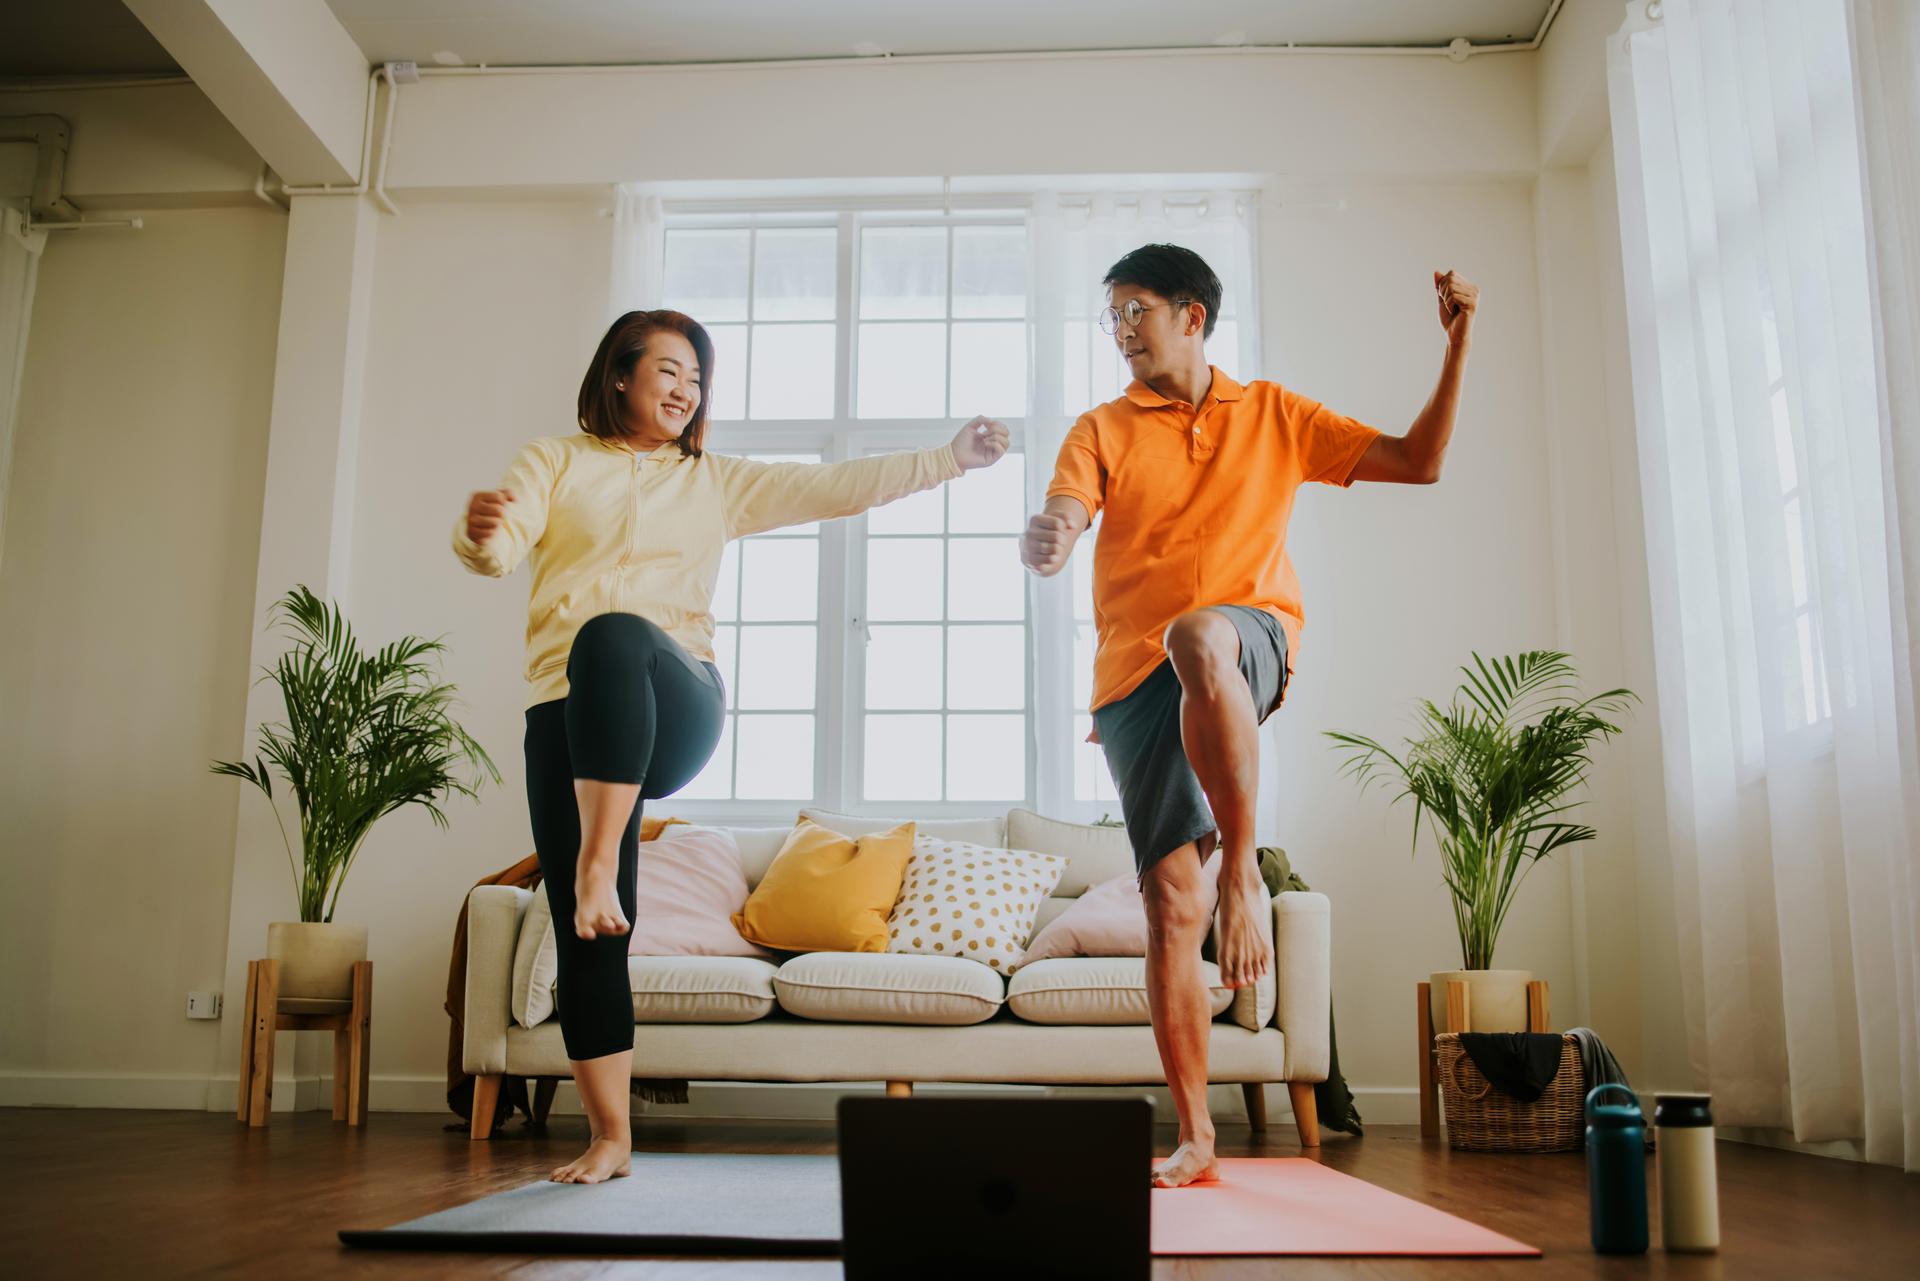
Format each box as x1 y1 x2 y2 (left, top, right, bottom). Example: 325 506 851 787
4 1107 1917 1278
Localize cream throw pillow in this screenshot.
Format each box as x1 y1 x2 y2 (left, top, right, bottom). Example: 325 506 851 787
885 836 1068 974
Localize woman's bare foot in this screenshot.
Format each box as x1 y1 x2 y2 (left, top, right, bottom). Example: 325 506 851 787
550 1136 631 1184
573 866 629 940
1152 1135 1222 1188
1215 865 1272 989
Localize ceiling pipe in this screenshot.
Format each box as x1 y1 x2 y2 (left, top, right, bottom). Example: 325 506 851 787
414 0 1567 77
274 61 413 215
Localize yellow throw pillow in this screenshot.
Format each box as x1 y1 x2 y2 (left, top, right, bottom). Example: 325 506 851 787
730 818 916 953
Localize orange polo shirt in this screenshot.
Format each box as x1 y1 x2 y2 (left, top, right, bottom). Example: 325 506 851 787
1046 368 1381 718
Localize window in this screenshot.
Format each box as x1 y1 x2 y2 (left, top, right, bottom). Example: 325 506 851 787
859 453 1030 804
647 192 1260 819
660 209 1039 815
678 453 823 802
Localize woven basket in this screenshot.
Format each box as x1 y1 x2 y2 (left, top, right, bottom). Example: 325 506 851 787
1435 1032 1585 1152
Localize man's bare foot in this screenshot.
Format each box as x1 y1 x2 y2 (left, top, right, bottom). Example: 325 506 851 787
1152 1136 1222 1188
573 866 629 941
1216 864 1272 989
550 1136 631 1184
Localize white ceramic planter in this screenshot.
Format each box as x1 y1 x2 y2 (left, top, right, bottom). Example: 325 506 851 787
266 921 368 1000
1429 968 1534 1033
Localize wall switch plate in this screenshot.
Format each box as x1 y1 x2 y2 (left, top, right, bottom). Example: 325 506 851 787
186 990 222 1020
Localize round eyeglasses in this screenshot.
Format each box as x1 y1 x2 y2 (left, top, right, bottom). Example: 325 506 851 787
1098 297 1189 335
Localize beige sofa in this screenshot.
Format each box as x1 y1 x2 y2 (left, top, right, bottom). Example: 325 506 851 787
462 808 1330 1147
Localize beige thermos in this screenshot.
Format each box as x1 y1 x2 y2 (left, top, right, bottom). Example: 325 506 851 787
1655 1093 1720 1252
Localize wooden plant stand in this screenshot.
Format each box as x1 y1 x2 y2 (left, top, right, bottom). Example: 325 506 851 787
236 958 373 1127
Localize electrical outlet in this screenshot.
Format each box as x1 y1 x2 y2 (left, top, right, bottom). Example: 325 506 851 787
186 990 222 1020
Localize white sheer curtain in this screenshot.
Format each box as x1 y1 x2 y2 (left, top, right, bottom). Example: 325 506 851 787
1607 0 1920 1169
1024 190 1261 816
607 186 666 319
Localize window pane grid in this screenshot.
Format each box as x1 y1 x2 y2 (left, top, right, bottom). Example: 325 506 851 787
862 455 1029 803
856 222 1028 419
682 451 822 801
661 211 1101 815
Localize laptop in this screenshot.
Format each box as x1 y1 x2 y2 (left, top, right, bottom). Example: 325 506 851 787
837 1094 1152 1281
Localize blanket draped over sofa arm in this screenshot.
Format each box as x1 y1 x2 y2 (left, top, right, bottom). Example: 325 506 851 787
1261 846 1362 1136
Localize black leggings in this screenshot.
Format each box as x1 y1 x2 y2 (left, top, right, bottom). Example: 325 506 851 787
524 613 725 1061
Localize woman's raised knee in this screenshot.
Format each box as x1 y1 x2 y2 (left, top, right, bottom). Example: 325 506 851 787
571 612 668 664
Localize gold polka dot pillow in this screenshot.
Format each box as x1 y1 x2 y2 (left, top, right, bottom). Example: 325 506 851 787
886 837 1069 974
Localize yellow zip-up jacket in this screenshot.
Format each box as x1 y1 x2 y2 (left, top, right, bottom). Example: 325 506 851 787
453 432 964 706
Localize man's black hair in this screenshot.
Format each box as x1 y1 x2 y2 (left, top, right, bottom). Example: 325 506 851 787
1103 243 1222 341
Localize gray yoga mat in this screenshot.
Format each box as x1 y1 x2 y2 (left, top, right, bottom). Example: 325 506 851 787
339 1153 842 1254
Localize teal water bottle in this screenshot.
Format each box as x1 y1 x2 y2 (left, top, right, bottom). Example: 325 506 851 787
1585 1083 1648 1254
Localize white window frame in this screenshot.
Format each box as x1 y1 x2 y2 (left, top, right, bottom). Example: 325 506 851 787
666 204 1057 825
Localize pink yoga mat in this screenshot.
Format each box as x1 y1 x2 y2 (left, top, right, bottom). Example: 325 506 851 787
1150 1158 1541 1257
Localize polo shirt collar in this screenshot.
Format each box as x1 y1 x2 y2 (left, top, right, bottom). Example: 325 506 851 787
1122 366 1244 409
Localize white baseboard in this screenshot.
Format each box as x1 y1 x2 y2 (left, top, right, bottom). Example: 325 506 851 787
1 1069 1417 1130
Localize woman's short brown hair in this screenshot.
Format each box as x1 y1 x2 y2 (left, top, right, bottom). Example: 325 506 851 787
576 310 716 455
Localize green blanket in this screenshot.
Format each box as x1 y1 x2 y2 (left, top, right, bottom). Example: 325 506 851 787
1257 846 1363 1137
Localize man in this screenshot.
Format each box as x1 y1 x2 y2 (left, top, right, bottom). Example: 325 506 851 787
1022 244 1476 1187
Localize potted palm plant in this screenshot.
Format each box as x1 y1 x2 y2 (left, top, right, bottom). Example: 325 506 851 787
212 586 498 999
1328 651 1634 1033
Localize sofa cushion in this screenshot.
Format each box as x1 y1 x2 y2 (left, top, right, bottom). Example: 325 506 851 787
1012 871 1150 971
1005 809 1137 896
1213 887 1279 1033
630 825 774 960
1006 957 1233 1025
729 826 803 885
886 836 1067 975
774 952 1004 1026
511 888 559 1029
799 808 1006 848
732 819 916 953
630 956 778 1024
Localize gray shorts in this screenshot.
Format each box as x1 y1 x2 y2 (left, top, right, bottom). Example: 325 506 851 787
1092 605 1288 879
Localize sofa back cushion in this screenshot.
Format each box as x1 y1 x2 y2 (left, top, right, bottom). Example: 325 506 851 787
800 808 1005 848
1005 809 1136 896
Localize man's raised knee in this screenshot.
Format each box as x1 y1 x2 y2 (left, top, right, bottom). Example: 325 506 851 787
1164 610 1238 680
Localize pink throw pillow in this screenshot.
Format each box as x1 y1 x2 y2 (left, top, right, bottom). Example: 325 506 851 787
1013 854 1221 970
630 826 774 959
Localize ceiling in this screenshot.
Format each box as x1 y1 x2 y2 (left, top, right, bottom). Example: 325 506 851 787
3 1 1557 78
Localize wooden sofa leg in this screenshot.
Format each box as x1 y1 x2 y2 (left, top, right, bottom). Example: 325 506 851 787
1287 1081 1320 1148
1241 1082 1268 1131
470 1073 502 1140
885 1080 912 1098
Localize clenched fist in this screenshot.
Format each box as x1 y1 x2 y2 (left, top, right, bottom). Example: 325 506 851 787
1022 511 1073 577
1435 269 1480 350
464 489 515 545
951 416 1011 470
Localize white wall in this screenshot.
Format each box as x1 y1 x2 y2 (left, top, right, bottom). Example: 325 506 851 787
0 206 285 1102
341 197 617 1090
1260 176 1574 1100
2 35 1687 1118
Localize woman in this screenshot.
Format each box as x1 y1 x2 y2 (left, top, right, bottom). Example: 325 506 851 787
454 309 1008 1184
